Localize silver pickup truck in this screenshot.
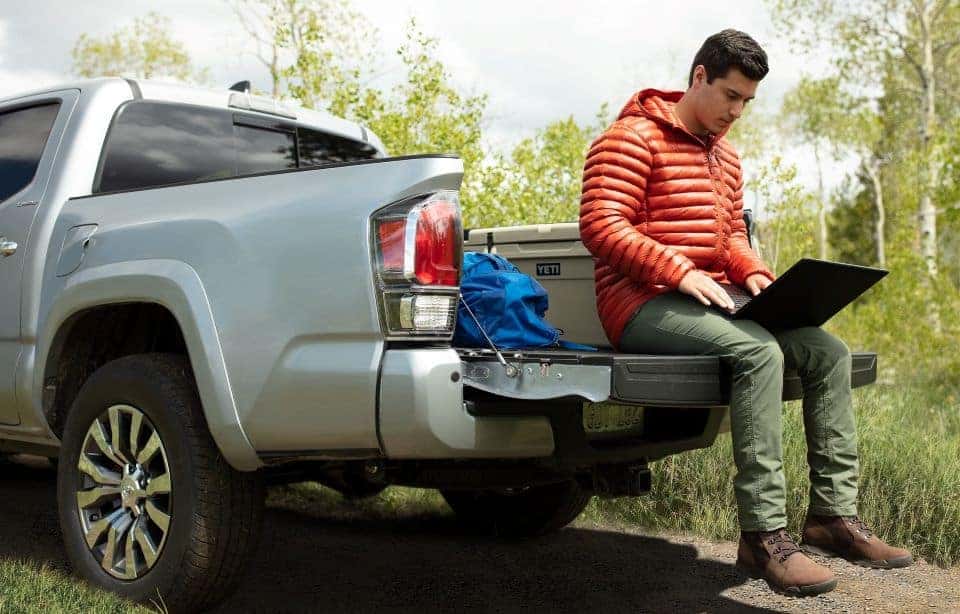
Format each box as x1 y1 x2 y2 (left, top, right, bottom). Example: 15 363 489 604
0 78 878 611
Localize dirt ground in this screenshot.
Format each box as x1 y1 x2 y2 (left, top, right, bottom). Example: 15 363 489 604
2 455 957 613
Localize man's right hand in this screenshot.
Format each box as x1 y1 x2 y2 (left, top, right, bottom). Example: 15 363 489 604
678 270 736 311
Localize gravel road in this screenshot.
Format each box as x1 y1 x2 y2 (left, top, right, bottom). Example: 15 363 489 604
1 455 957 613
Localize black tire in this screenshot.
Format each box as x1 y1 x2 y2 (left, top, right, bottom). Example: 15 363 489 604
441 480 592 538
57 353 264 613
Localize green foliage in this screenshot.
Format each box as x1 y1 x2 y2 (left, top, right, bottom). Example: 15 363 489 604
746 157 817 273
467 112 608 229
332 22 490 219
827 241 960 385
71 12 207 83
781 76 843 154
828 172 879 266
769 0 960 383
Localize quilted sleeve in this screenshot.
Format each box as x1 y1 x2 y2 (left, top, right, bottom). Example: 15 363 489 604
725 166 776 286
579 124 696 289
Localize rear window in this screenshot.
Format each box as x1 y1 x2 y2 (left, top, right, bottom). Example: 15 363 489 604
0 103 61 203
235 123 297 175
97 103 235 193
95 101 377 193
299 127 377 167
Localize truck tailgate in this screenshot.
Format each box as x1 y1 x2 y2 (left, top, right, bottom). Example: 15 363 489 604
457 348 878 406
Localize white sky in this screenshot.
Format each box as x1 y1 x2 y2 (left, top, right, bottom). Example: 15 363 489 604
0 0 855 215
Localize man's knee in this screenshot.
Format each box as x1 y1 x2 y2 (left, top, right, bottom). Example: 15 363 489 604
825 332 852 363
805 328 851 364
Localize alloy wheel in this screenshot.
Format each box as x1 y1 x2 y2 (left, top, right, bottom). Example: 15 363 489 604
75 404 172 580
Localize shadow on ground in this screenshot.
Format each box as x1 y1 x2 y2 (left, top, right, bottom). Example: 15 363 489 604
0 456 779 613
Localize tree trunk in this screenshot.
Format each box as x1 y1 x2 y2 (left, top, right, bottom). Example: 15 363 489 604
917 1 942 333
865 160 886 267
917 1 938 278
270 45 280 98
814 143 828 260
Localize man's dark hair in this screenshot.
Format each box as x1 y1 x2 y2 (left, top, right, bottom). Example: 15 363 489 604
688 29 768 87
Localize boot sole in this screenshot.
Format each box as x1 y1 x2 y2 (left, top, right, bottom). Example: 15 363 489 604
802 544 914 569
735 560 839 597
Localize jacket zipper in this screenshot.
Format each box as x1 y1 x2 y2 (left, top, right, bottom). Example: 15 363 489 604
705 147 729 271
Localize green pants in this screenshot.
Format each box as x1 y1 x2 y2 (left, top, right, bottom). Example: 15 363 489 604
620 291 859 531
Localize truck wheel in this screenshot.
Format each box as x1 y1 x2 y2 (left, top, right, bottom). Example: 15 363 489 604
56 354 264 613
441 480 591 538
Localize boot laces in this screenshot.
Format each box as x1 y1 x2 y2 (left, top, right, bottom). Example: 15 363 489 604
764 529 802 564
845 515 874 539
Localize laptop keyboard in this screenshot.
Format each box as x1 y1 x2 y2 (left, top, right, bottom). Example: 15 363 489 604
718 283 753 312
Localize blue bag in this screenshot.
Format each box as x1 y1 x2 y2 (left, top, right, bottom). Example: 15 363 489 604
454 252 596 351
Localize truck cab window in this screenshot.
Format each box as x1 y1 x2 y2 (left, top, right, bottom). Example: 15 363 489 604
234 124 297 175
298 127 377 167
0 103 61 203
96 102 235 193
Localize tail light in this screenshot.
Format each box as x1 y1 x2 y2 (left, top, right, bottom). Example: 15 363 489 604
371 191 462 339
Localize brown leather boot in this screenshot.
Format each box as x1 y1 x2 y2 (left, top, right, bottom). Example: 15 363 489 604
802 514 913 569
736 528 838 596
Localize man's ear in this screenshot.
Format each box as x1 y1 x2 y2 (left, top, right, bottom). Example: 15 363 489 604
692 65 707 87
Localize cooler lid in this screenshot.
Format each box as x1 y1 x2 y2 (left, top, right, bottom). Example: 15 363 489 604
464 222 581 247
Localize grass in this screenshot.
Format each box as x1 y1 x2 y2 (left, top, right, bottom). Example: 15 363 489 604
586 383 960 567
0 560 154 613
266 478 447 521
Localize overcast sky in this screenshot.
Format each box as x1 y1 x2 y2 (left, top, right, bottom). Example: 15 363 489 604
0 0 850 211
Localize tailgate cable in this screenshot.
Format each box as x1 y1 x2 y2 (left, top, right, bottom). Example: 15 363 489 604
458 294 519 378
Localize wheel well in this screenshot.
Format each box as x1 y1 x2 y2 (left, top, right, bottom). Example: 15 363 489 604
44 303 188 438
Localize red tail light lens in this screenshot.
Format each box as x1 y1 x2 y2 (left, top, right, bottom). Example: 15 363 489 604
373 191 462 287
414 199 461 286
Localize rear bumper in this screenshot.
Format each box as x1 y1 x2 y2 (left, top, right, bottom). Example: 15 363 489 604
377 348 555 459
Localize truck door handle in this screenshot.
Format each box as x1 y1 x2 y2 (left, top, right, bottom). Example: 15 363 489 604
0 238 17 257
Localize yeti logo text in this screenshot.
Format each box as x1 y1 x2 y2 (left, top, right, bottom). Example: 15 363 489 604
536 263 561 276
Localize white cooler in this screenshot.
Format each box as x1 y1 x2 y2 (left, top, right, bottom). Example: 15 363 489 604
464 222 612 349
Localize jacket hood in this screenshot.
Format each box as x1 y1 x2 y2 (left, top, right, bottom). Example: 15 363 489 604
618 89 682 125
619 88 729 141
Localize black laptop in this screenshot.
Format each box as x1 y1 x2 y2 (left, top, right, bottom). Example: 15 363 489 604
715 258 888 330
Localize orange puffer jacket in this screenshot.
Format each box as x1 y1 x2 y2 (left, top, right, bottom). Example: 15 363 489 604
580 89 775 349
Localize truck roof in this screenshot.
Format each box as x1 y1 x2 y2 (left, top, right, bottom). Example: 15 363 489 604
0 77 386 155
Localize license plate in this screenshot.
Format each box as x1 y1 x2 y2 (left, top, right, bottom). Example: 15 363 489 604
582 401 644 434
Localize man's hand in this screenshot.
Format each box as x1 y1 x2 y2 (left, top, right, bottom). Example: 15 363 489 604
678 270 736 311
745 273 773 296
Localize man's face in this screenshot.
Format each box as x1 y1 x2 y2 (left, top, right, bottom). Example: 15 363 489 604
690 66 758 135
